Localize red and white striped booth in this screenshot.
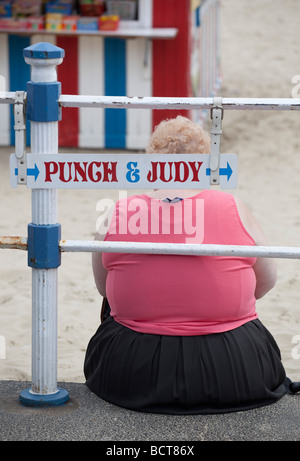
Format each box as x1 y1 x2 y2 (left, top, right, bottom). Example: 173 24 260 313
0 0 220 149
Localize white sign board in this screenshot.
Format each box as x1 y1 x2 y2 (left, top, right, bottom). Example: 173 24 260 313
10 153 237 189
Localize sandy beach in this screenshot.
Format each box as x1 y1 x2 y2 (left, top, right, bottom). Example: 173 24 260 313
0 0 299 384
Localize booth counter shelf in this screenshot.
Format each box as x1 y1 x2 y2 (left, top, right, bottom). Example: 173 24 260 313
0 26 178 38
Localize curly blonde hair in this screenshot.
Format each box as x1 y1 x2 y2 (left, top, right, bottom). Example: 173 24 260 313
145 116 211 154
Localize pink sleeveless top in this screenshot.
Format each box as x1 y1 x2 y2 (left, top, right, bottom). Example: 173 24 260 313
102 190 258 335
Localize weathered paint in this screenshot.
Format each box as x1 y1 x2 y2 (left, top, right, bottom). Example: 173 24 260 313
59 240 300 259
0 236 28 250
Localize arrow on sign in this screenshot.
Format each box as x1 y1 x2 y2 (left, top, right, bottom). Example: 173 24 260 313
206 162 233 181
15 164 40 181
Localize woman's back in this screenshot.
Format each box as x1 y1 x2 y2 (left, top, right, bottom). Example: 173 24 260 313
103 190 257 335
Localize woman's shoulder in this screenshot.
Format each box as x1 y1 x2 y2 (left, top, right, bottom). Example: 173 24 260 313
203 189 235 203
232 196 269 246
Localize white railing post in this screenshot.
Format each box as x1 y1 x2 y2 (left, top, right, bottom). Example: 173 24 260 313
19 42 69 406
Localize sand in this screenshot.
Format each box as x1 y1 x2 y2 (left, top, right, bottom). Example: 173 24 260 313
0 0 299 384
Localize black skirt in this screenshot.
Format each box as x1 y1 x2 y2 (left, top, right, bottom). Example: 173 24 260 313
84 301 287 415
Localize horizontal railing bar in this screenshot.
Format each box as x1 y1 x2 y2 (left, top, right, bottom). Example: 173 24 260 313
1 237 300 259
2 93 300 111
59 95 300 110
0 91 18 104
0 236 28 250
59 240 300 259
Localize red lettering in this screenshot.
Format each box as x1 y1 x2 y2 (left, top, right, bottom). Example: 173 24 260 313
88 162 102 182
59 162 72 183
45 161 58 182
188 161 203 182
159 162 173 182
147 162 158 182
44 159 121 184
74 162 88 182
174 161 189 182
102 162 118 182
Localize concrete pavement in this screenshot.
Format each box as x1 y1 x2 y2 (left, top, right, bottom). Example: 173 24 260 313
0 380 299 441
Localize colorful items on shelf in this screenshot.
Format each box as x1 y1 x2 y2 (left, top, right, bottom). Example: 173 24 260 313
45 12 62 29
77 15 98 30
45 0 73 15
79 0 105 17
106 1 136 20
0 0 125 30
0 17 28 28
0 0 45 18
13 0 43 17
98 14 119 31
45 13 78 30
27 14 43 29
62 14 78 30
0 0 12 17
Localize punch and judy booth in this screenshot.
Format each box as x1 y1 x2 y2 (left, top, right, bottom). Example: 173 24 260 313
0 0 220 149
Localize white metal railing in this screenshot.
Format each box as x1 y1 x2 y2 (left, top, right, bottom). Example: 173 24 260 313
2 91 300 111
0 91 19 104
2 237 300 260
59 95 300 111
59 240 300 259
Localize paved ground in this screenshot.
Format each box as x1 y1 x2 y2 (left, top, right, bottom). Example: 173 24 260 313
0 380 299 442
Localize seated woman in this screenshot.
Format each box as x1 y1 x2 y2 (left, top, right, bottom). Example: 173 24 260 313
84 115 288 414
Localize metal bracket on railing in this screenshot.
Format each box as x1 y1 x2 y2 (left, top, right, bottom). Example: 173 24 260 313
210 97 223 185
14 91 27 185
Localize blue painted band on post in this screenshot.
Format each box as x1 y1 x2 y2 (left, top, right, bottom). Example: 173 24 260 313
23 42 65 60
19 388 69 407
104 38 126 148
28 223 61 269
26 81 61 122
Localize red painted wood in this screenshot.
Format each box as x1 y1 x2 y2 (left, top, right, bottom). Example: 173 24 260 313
57 36 79 147
152 0 192 130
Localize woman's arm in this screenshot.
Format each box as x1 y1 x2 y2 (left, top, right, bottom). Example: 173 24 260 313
92 203 115 297
92 231 108 297
234 197 277 299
